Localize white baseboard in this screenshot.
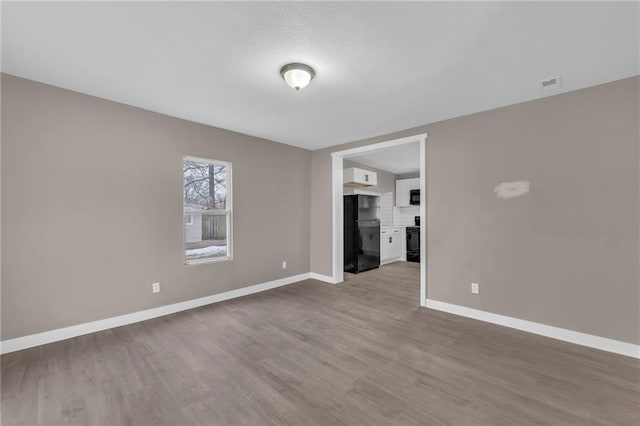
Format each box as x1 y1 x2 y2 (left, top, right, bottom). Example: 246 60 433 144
0 273 311 355
425 299 640 359
309 272 337 284
8 280 632 358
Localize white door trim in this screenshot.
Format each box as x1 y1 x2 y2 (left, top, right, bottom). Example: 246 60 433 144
331 133 428 307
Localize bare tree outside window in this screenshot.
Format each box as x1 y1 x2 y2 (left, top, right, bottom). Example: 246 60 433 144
183 160 227 209
183 157 232 263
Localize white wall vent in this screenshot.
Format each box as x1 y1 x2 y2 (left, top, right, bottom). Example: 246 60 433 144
539 75 563 95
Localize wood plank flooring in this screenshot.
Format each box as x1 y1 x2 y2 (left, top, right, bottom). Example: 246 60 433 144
2 262 639 425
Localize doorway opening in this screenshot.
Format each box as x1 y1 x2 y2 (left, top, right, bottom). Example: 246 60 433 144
331 134 427 307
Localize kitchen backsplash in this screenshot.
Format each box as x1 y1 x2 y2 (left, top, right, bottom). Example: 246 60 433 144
393 205 420 226
380 192 393 227
348 191 413 227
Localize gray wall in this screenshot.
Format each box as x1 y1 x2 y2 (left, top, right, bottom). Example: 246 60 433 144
3 73 638 346
310 76 640 344
342 159 397 196
1 74 311 339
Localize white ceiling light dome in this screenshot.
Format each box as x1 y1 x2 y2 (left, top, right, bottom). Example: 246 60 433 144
280 63 315 91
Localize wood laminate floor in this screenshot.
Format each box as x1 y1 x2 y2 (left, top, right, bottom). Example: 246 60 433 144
2 262 639 425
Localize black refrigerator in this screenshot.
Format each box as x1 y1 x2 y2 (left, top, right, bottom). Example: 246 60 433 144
344 194 380 273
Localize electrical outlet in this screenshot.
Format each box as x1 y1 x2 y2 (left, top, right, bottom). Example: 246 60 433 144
282 260 287 269
471 282 479 294
152 282 160 293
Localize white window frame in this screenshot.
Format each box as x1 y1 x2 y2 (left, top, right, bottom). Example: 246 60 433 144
185 214 194 226
183 155 233 266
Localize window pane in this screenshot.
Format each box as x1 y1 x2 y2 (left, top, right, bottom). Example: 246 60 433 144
185 213 227 261
183 160 227 210
183 158 230 263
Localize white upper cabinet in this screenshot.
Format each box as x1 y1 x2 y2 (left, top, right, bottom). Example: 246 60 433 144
343 167 377 187
396 178 420 206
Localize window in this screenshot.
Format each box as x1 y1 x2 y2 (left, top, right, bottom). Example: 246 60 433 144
183 156 232 264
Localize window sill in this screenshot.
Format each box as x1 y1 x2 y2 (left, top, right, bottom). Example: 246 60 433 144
185 256 232 266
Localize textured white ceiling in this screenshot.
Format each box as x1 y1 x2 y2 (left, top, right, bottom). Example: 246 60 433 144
349 142 420 175
2 2 638 150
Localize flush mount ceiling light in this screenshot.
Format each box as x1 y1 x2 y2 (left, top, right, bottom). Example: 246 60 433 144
280 63 315 91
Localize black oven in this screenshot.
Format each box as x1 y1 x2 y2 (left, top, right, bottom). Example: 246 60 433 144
409 189 420 205
406 226 420 263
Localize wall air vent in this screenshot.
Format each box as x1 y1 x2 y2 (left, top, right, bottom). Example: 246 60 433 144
539 75 563 95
